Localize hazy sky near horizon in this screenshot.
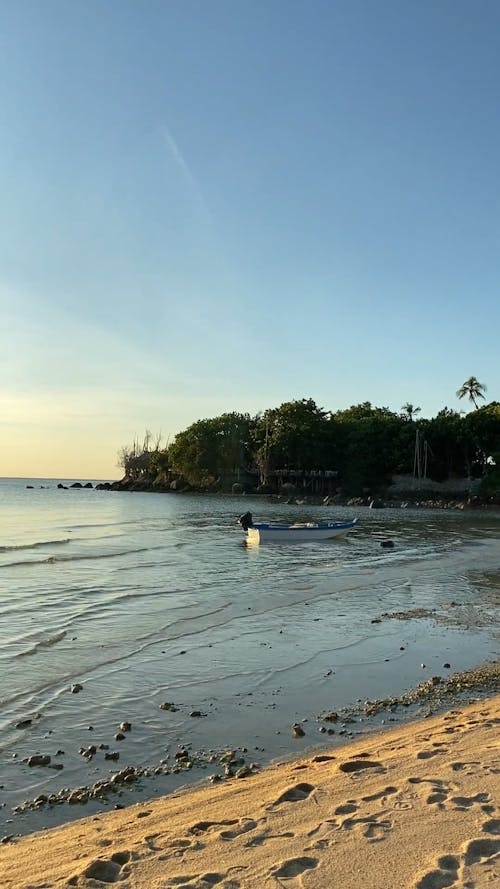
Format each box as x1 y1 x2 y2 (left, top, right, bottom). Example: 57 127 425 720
1 0 499 479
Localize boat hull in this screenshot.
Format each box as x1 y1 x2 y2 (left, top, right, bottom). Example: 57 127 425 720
245 519 357 544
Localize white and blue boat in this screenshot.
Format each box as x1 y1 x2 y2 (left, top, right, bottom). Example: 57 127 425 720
238 511 357 544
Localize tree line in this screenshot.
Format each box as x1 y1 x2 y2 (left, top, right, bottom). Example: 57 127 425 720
118 377 500 498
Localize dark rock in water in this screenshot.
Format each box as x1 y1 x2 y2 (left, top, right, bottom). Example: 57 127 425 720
70 482 82 488
15 719 32 729
26 755 51 767
292 723 305 737
84 482 93 488
57 483 68 489
26 485 34 489
119 721 131 732
320 711 339 723
71 683 83 694
380 540 394 548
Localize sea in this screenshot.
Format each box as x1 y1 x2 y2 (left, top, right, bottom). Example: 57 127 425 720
0 476 499 838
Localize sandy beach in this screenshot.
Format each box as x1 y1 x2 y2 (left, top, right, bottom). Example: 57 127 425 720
1 695 498 889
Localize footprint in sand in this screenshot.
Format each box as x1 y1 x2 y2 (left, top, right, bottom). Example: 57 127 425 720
269 782 316 808
219 818 259 840
270 855 319 880
68 849 134 884
338 759 385 774
332 811 393 842
244 829 295 848
482 818 500 835
413 853 460 888
311 754 336 763
164 869 244 887
187 819 239 835
408 777 494 814
408 777 452 809
449 760 480 773
416 748 449 760
412 815 500 888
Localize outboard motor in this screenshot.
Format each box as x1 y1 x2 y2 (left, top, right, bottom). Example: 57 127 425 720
238 511 253 531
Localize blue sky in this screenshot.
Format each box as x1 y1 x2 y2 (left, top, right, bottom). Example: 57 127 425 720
1 0 498 478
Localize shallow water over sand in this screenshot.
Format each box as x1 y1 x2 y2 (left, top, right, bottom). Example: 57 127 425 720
0 478 498 836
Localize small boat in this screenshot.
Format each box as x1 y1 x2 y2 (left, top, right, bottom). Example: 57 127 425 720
238 511 357 544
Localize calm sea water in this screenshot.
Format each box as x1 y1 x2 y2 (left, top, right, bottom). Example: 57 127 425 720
0 477 499 836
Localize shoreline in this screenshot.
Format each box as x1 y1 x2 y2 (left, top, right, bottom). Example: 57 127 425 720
1 693 499 888
19 474 500 510
4 662 499 840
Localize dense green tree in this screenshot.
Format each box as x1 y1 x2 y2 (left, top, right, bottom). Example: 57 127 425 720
168 413 254 487
463 402 500 475
251 399 331 483
423 409 465 480
330 405 403 492
117 390 499 496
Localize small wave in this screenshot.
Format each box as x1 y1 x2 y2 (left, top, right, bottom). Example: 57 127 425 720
17 630 67 658
0 538 71 552
1 546 154 569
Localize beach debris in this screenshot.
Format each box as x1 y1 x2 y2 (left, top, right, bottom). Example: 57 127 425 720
26 754 51 767
68 790 89 804
292 723 305 737
174 748 191 763
79 745 97 760
320 711 339 723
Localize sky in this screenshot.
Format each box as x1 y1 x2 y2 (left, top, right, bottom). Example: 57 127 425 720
1 0 499 479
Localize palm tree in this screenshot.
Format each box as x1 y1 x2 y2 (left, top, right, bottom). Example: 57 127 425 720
456 376 487 409
401 402 421 421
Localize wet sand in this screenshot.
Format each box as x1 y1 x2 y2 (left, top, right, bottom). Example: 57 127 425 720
1 694 498 888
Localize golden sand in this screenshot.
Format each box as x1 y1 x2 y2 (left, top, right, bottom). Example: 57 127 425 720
1 695 499 888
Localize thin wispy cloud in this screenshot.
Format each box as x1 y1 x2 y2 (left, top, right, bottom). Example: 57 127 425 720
161 125 212 223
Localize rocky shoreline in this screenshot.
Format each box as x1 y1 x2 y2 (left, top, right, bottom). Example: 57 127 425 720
5 661 498 842
30 476 500 511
